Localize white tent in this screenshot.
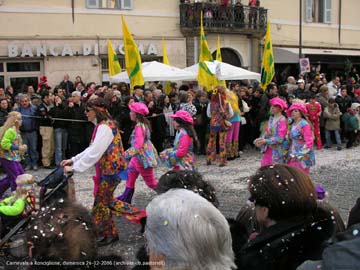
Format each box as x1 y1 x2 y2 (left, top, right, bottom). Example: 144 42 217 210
110 61 196 83
183 60 261 82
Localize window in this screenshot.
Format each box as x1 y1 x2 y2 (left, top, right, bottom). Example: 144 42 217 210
86 0 132 9
7 62 40 72
1 60 42 92
305 0 332 23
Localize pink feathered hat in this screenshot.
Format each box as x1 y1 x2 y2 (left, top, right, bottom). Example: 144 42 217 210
269 97 288 110
287 103 308 117
129 102 149 116
170 110 194 125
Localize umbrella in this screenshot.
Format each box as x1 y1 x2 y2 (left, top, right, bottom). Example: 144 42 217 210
183 60 261 81
110 61 196 83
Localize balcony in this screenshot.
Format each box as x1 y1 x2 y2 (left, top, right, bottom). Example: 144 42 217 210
180 3 267 37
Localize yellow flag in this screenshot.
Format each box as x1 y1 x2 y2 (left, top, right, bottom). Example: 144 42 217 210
162 38 170 65
216 35 222 62
260 22 275 90
107 39 121 77
197 12 217 92
162 38 173 94
122 16 144 89
215 36 226 87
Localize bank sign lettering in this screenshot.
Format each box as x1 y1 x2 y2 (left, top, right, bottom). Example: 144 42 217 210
8 43 158 57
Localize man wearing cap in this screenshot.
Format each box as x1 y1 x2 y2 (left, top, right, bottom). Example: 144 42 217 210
133 85 144 102
67 91 87 157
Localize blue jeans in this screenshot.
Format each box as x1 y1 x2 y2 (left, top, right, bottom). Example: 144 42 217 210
21 131 39 167
325 129 342 147
54 128 68 166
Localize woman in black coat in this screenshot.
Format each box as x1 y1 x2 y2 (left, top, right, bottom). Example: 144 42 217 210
116 96 134 150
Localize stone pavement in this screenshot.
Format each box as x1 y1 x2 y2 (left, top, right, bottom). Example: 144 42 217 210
4 146 360 264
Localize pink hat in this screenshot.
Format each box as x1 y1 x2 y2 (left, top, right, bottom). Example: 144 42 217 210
170 110 194 125
287 103 308 117
269 97 288 110
129 102 149 116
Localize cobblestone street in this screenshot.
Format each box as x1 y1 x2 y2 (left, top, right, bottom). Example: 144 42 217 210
9 147 360 264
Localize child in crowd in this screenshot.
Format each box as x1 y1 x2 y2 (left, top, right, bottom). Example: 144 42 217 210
160 110 198 171
255 97 288 166
0 111 27 199
306 94 322 149
0 174 40 237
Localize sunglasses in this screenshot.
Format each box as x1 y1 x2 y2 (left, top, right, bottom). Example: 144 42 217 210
86 108 93 113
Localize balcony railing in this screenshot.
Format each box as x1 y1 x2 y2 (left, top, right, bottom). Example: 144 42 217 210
180 3 267 36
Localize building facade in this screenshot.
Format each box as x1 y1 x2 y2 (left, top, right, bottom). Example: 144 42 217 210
0 0 186 91
1 0 360 91
264 0 360 81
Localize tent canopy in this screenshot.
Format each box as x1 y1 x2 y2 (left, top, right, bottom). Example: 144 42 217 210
183 60 261 81
110 61 196 83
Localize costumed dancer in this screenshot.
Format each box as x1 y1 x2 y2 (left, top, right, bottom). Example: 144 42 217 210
285 102 315 174
255 97 288 166
0 111 27 199
160 110 198 171
306 94 322 149
61 98 146 247
117 102 159 204
225 88 241 160
206 86 233 167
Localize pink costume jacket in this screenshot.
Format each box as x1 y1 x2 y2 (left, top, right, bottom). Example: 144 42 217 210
125 123 158 169
261 115 288 166
161 129 195 170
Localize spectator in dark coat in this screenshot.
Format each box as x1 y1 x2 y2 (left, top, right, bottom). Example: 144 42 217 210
257 83 278 126
59 74 74 95
50 95 71 166
37 90 55 168
66 91 88 157
0 98 10 126
116 96 134 150
193 90 209 155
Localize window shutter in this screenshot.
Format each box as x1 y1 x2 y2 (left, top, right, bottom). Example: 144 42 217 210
324 0 332 23
121 0 133 9
305 0 313 22
86 0 99 8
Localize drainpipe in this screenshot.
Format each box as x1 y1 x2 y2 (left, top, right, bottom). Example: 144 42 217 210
338 0 342 45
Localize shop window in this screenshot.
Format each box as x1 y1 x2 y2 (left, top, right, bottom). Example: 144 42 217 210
86 0 132 9
305 0 332 24
7 62 41 72
10 77 39 94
